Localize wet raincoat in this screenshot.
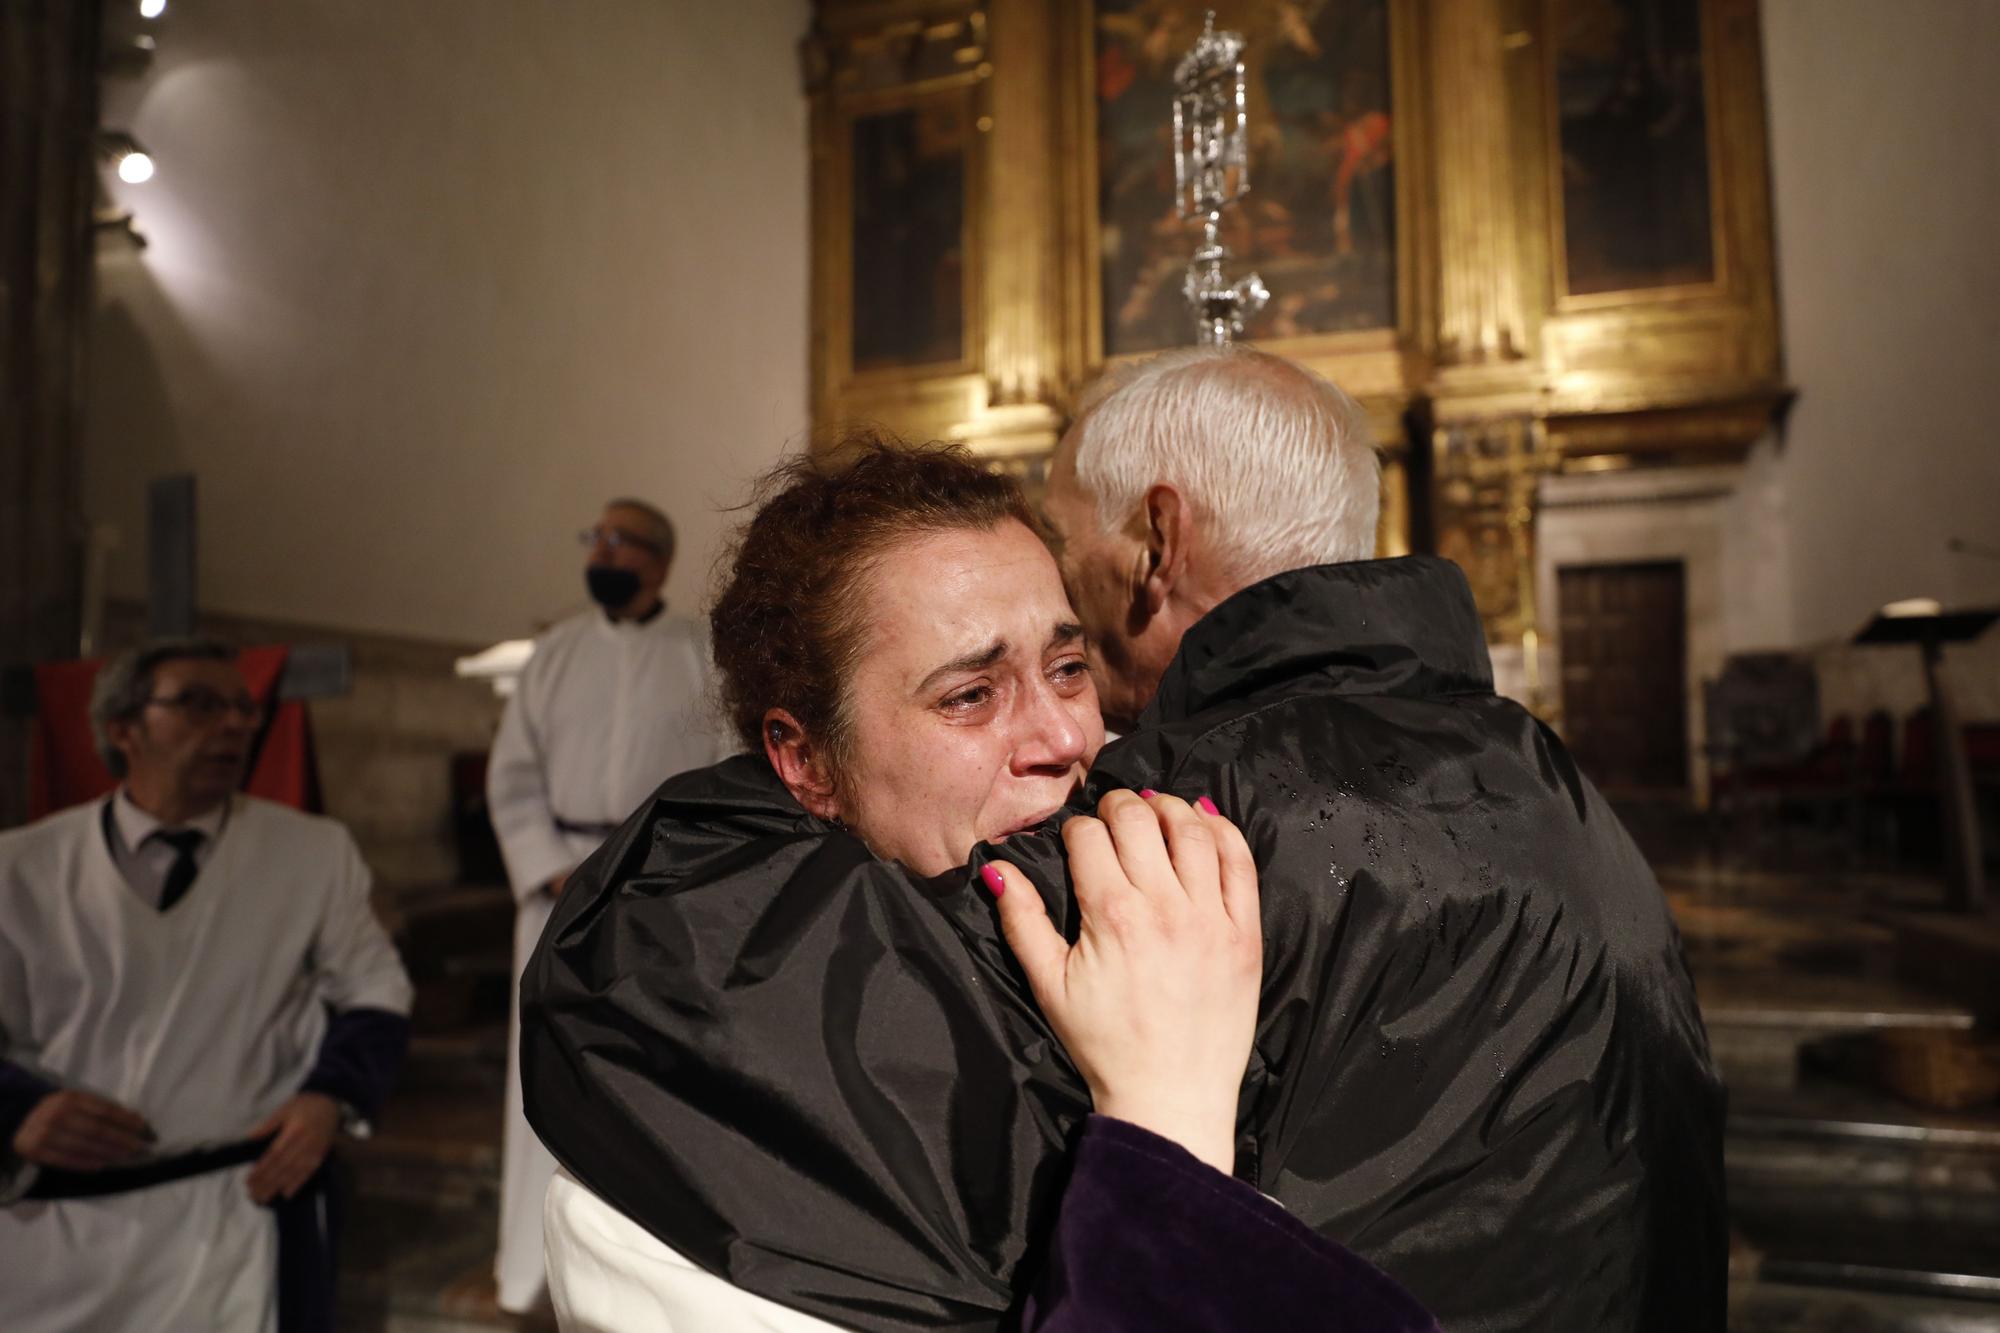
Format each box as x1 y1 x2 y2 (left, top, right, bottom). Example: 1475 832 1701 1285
522 555 1725 1332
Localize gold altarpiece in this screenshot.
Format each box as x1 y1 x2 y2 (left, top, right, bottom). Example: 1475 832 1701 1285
804 0 1787 664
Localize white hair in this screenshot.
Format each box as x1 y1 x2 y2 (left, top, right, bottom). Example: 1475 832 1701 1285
1072 346 1381 585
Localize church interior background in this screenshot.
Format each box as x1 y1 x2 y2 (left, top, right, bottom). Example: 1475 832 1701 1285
4 0 1998 1327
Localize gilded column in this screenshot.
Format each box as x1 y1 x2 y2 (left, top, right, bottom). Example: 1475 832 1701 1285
967 0 1064 455
1426 0 1527 368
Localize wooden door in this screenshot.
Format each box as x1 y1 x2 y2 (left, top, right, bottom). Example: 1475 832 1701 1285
1557 561 1689 795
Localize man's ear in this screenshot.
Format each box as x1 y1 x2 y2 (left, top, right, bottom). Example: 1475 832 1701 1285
761 708 840 821
1137 483 1191 618
105 716 141 774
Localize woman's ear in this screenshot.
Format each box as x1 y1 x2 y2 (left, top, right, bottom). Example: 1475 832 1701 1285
762 708 841 821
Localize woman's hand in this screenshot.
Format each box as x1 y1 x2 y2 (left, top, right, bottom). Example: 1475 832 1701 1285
985 789 1260 1174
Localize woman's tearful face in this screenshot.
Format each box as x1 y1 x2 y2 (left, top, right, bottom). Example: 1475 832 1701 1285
834 518 1105 876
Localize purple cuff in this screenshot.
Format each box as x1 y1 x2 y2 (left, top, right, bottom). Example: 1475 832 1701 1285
1018 1114 1439 1332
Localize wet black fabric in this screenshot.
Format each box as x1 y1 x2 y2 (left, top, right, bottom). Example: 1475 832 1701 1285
522 555 1725 1332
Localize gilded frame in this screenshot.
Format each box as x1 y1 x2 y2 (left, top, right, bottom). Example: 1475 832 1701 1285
1524 0 1782 418
1059 0 1433 409
1542 0 1729 312
809 29 994 444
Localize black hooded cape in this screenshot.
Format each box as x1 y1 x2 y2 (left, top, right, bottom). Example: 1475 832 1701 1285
522 555 1725 1331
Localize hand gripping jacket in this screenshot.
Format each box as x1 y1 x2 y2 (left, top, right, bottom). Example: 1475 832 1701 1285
522 556 1726 1333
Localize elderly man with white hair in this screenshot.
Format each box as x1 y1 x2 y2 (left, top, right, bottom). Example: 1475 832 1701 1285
524 346 1726 1333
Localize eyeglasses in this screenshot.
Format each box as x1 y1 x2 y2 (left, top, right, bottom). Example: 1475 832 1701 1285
578 527 664 556
144 689 264 721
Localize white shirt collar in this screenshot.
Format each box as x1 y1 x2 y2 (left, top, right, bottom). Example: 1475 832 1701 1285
112 787 230 850
596 601 669 638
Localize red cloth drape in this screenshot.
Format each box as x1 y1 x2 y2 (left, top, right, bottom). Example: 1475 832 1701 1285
26 645 322 819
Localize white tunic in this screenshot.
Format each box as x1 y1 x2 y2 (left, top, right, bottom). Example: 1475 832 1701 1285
545 1170 848 1332
487 606 727 1313
0 796 413 1333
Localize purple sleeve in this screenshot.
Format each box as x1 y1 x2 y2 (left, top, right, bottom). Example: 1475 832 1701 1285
1018 1116 1439 1333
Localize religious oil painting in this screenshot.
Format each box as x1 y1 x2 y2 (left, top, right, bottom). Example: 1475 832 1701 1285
1552 0 1717 297
1095 0 1396 357
850 95 968 373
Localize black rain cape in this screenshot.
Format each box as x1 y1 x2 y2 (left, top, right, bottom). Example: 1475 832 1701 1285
522 556 1726 1332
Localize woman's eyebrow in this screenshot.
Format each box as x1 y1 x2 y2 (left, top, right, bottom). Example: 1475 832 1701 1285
916 624 1083 695
917 640 1008 695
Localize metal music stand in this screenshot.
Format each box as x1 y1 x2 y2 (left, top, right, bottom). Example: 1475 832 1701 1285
1854 605 1999 912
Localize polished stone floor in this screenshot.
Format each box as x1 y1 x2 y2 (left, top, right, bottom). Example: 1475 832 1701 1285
1642 804 2000 1332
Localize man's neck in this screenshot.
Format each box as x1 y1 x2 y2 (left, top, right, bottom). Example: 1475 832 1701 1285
121 782 228 828
608 593 664 624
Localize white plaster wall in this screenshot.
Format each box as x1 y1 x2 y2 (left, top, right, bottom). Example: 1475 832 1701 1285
1761 0 2000 647
89 0 811 646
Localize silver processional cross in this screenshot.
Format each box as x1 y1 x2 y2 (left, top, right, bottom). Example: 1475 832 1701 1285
1173 11 1267 346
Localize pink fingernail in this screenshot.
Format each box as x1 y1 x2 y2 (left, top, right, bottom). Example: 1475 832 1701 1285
1197 796 1219 815
980 864 1004 899
1139 788 1159 799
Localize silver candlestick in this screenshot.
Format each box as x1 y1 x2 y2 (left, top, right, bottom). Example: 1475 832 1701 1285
1173 11 1267 345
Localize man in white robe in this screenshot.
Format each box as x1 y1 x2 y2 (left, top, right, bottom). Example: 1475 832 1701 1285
486 497 726 1314
0 639 413 1333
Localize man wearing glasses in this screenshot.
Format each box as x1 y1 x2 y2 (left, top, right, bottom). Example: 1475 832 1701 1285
0 638 413 1332
486 497 727 1315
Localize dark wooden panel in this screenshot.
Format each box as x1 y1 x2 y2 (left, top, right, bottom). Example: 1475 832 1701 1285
1558 560 1688 794
1 0 100 825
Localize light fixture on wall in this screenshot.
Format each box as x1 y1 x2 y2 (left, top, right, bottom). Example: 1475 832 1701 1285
96 2 166 256
97 130 154 183
103 33 157 78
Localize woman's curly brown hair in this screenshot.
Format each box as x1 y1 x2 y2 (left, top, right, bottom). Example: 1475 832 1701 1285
709 434 1037 771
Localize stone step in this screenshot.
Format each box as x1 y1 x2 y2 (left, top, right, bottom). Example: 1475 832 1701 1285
338 1075 527 1332
1731 1279 2000 1333
337 1188 511 1331
399 1024 509 1095
393 885 518 1033
1726 1075 2000 1317
394 884 516 970
355 1087 502 1206
1701 971 1977 1092
1878 910 2000 1025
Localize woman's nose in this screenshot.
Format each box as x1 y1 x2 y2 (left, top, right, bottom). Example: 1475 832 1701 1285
1011 684 1088 772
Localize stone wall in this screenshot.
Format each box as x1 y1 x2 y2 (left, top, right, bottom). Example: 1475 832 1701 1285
101 601 504 901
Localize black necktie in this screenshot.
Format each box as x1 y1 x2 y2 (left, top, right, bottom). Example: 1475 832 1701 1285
153 829 206 911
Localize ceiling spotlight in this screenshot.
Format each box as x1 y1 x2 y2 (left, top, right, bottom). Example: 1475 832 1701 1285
138 0 167 18
97 131 155 184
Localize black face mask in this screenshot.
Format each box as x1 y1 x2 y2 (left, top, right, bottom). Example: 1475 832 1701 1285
586 566 642 611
